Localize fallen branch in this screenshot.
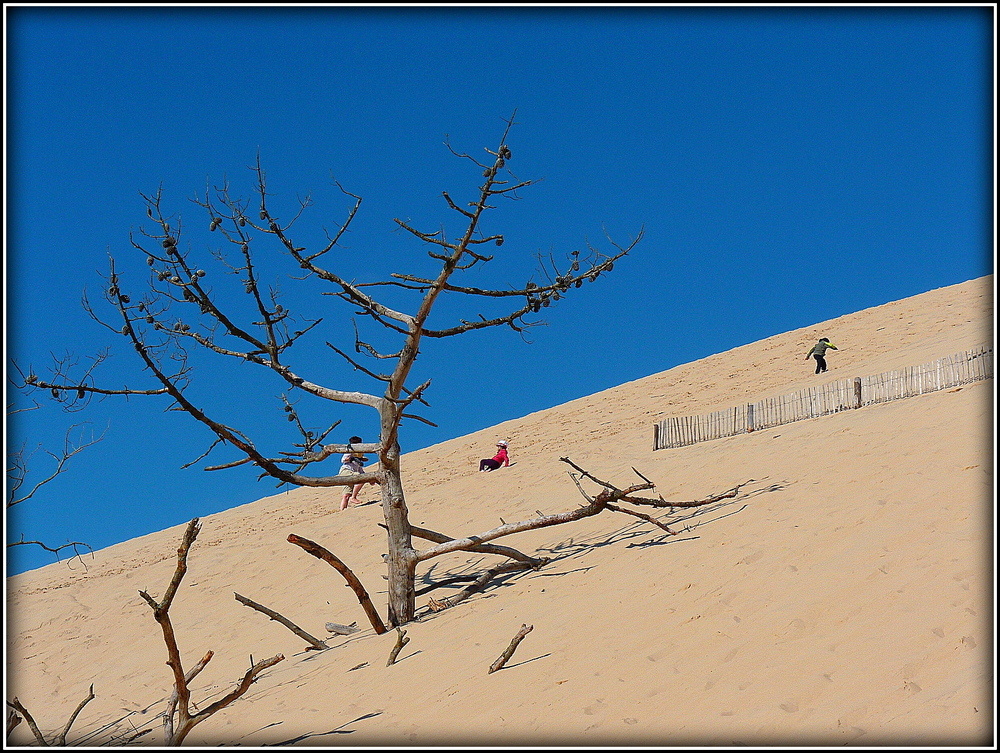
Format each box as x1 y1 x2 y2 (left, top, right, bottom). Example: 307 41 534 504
408 524 547 566
386 628 410 666
5 698 45 746
623 480 755 509
488 624 534 674
7 707 22 738
55 683 95 745
424 560 534 613
413 497 623 563
287 534 388 635
234 592 329 651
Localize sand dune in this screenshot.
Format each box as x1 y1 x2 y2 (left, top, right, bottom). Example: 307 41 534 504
5 275 993 747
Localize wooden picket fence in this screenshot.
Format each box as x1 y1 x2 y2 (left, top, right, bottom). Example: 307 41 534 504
653 345 993 450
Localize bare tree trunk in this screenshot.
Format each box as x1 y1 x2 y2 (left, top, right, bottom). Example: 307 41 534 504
378 411 418 627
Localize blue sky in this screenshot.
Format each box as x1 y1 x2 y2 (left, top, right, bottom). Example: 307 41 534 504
5 5 994 575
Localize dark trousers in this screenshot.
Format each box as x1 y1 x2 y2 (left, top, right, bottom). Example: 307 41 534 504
480 458 501 471
813 353 827 374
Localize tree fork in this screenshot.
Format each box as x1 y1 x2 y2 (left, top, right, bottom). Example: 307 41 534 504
139 519 284 745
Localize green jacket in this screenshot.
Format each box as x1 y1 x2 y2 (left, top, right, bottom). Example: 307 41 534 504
807 340 837 358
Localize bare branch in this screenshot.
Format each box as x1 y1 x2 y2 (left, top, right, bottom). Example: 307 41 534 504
413 500 611 563
488 623 534 674
6 698 47 746
386 628 410 666
234 592 329 651
409 524 546 566
163 652 213 742
6 536 94 564
604 502 678 534
623 479 755 509
180 653 284 740
286 534 388 634
139 519 284 745
424 560 535 614
7 423 106 508
54 684 95 746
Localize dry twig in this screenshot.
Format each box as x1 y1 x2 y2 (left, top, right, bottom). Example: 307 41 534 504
386 628 410 666
488 624 534 674
6 698 45 746
55 684 95 746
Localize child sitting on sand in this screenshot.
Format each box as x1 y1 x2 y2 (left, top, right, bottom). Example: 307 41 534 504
479 440 510 472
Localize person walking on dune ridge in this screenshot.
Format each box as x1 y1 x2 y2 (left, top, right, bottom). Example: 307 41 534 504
806 337 838 374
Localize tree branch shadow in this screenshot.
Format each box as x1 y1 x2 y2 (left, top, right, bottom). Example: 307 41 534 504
502 652 552 671
412 479 785 619
265 711 382 745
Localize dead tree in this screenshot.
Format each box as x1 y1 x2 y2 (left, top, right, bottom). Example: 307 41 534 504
138 518 284 746
19 113 644 627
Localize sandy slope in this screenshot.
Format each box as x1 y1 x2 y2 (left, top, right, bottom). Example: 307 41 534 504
5 275 993 747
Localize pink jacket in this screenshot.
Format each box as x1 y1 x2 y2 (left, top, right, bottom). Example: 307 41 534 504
491 447 509 466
